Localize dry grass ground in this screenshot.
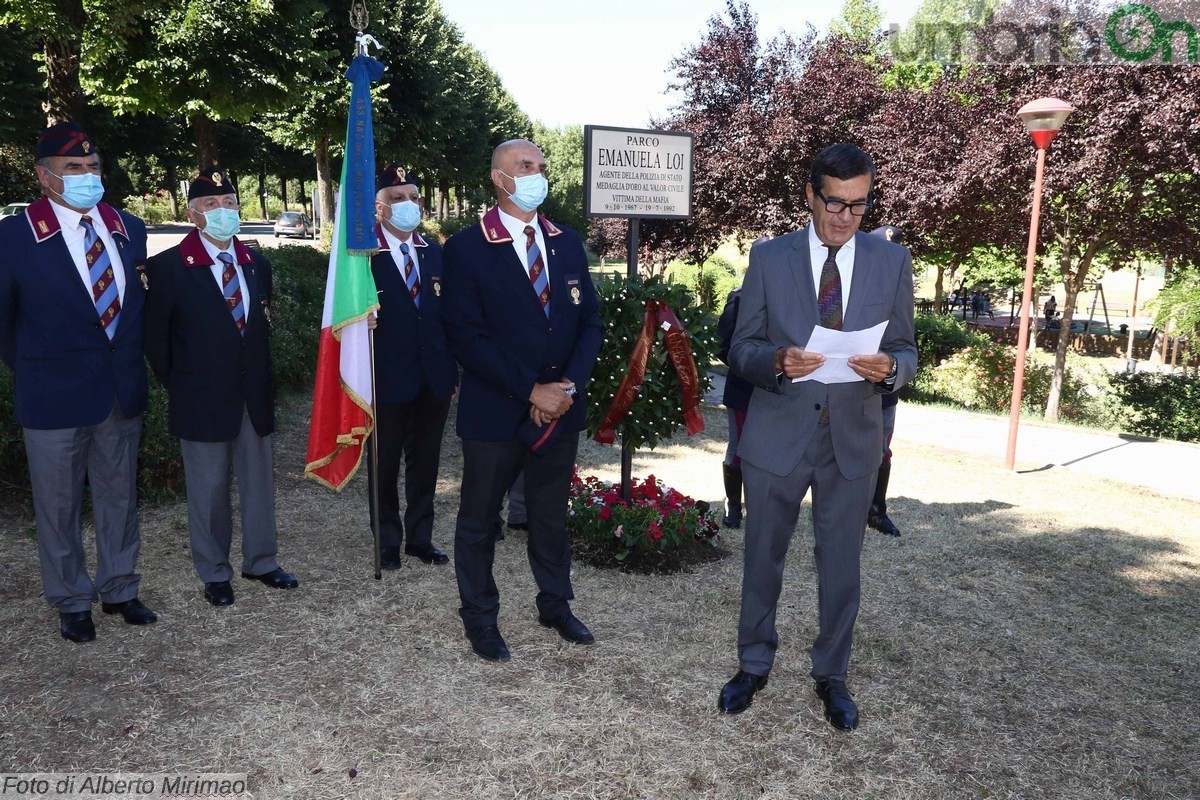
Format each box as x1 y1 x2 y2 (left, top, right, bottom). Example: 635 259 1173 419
1 394 1198 799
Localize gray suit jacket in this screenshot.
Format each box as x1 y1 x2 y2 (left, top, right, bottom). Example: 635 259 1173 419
730 227 917 480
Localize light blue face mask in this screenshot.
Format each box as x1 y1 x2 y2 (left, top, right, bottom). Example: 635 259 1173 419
501 171 548 213
388 200 421 232
46 170 105 210
202 207 241 241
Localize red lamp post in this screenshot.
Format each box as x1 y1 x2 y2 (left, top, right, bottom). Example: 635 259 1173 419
1005 97 1075 472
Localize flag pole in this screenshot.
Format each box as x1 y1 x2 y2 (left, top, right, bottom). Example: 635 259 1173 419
369 324 382 579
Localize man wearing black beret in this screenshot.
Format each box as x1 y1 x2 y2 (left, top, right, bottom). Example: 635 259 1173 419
366 164 457 569
0 121 156 642
144 166 299 608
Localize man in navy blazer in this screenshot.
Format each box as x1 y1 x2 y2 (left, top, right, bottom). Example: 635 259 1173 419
442 139 603 662
367 164 457 569
144 167 298 608
0 122 157 642
719 144 917 729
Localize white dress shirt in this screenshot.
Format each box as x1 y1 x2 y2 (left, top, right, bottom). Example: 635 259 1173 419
497 206 549 282
49 200 126 302
808 225 856 311
379 224 421 284
198 233 247 298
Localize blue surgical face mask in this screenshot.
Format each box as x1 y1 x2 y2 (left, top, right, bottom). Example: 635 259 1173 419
46 170 105 210
501 171 548 213
201 206 241 241
388 199 421 232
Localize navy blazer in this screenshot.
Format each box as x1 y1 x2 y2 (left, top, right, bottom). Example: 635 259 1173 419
369 225 457 404
442 208 603 441
0 197 148 429
144 229 274 442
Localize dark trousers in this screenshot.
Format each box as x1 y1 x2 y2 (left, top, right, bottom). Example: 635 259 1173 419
367 387 451 550
454 433 578 631
738 423 874 680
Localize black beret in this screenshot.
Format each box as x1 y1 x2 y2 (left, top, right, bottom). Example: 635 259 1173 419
869 225 903 244
187 166 237 202
36 122 97 159
377 163 421 192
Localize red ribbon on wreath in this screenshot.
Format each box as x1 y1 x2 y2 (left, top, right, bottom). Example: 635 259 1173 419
594 300 705 444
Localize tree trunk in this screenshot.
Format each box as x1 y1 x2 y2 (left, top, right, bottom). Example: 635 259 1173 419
165 162 181 220
455 184 464 218
438 175 451 219
1045 237 1102 422
42 0 86 125
314 135 335 233
190 114 220 169
256 168 268 221
298 178 307 213
280 175 289 212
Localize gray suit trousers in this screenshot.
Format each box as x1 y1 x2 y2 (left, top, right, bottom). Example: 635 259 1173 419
24 403 142 612
180 410 279 582
738 422 873 680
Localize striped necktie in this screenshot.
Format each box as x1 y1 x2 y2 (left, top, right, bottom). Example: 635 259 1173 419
217 252 246 336
399 242 420 308
80 215 120 339
817 245 843 330
524 225 549 317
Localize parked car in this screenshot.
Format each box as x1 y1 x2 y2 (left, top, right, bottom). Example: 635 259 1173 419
0 203 30 217
273 211 314 239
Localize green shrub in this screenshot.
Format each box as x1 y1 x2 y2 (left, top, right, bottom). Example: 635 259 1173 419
266 245 327 392
1105 371 1200 442
419 216 476 243
0 243 326 508
122 191 177 224
926 340 1094 420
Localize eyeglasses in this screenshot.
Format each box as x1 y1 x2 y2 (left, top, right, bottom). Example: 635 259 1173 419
813 187 872 217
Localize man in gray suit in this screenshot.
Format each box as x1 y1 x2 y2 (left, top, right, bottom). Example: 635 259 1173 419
718 144 917 730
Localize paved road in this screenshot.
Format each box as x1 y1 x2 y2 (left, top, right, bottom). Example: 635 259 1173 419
147 222 321 257
705 373 1200 503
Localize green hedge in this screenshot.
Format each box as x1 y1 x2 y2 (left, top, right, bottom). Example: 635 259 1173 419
0 243 326 509
1106 371 1200 442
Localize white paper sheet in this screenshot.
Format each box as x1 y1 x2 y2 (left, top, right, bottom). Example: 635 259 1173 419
791 320 889 384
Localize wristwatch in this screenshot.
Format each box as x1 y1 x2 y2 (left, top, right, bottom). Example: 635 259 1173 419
884 355 898 381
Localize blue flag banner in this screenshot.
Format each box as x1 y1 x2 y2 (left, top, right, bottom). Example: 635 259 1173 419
343 53 386 256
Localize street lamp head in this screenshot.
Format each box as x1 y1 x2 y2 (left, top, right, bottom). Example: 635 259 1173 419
1017 97 1075 150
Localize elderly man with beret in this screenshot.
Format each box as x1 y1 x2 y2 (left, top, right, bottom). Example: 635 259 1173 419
0 122 156 642
366 164 457 569
145 166 298 608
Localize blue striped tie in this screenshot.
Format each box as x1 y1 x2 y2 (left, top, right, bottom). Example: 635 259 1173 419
399 242 420 308
524 225 549 317
218 252 246 336
80 216 120 339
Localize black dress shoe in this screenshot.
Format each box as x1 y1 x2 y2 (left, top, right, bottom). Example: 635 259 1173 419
241 568 300 589
379 545 402 570
405 543 449 565
538 611 595 644
868 510 901 537
59 611 96 643
465 625 511 662
719 669 769 714
101 597 158 625
814 678 859 730
506 520 529 532
204 581 235 606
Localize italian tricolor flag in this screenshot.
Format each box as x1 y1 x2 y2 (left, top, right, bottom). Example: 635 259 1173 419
303 162 379 491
